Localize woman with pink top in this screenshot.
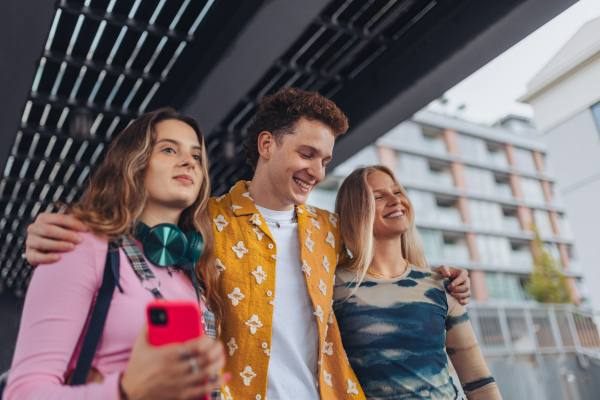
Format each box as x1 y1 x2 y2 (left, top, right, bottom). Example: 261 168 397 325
4 108 228 400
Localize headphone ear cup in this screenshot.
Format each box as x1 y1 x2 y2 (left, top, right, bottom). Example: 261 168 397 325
144 223 188 267
185 232 204 266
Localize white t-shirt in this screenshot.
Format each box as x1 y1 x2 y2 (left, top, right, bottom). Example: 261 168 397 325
255 205 320 400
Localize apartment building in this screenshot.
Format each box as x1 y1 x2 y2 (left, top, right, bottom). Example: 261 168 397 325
520 16 600 311
308 110 583 304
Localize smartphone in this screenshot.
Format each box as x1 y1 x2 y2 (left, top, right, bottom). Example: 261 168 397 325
147 300 204 346
147 300 209 400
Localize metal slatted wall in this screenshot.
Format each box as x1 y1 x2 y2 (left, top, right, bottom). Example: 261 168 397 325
0 0 224 296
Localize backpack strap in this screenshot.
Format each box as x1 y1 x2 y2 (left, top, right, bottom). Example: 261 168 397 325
70 241 121 386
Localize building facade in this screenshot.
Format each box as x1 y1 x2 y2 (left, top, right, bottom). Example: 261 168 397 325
520 16 600 311
308 110 583 304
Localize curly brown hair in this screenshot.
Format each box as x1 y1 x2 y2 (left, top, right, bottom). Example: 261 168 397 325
244 87 349 170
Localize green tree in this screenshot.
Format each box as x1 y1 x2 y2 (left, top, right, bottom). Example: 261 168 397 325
525 225 570 304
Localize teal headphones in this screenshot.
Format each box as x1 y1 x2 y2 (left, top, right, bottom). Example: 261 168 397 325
134 221 204 300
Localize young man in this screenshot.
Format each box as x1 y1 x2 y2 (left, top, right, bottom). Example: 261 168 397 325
25 88 471 399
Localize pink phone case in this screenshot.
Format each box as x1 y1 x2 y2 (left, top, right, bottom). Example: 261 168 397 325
147 300 204 346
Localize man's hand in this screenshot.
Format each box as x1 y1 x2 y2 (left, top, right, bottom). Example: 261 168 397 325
25 213 88 266
434 265 471 305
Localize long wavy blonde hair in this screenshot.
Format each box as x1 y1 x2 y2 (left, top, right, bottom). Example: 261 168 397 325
70 107 223 327
335 165 429 290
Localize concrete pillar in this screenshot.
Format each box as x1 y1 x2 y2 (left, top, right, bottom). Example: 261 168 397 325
518 206 534 231
541 180 553 204
567 278 581 305
532 151 545 173
443 128 460 155
558 242 571 270
469 270 490 302
549 211 561 236
466 232 479 262
505 143 516 167
557 243 580 304
451 162 467 189
377 146 397 171
457 196 471 224
509 174 524 199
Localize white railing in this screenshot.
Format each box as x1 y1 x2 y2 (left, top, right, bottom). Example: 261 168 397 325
467 303 600 361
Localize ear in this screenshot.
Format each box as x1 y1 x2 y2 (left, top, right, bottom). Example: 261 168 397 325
257 131 275 161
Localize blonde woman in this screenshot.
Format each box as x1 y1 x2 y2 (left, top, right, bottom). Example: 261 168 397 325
333 165 501 400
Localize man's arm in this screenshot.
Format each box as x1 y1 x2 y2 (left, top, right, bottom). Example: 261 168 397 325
25 213 88 266
434 265 471 305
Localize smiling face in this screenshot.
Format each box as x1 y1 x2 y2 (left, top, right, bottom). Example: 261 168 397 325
367 170 411 239
259 117 335 209
143 119 204 215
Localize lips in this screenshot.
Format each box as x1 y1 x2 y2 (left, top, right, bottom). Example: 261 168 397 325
173 174 194 185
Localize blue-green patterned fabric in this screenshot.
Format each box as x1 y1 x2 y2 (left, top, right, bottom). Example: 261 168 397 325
333 265 468 400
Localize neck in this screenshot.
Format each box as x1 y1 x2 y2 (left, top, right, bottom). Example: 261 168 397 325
139 202 183 227
247 170 295 211
368 234 408 277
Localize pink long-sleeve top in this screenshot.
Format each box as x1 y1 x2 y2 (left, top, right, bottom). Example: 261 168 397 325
5 231 206 400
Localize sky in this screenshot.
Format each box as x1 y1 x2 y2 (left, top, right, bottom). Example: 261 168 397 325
425 0 600 125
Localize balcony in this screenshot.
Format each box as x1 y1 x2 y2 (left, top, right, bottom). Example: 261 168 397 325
421 136 448 155
468 304 600 361
436 207 463 226
495 184 513 200
443 244 471 263
502 216 522 233
511 250 533 269
428 171 454 188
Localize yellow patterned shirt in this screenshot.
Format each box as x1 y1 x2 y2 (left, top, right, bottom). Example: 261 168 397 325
211 181 365 400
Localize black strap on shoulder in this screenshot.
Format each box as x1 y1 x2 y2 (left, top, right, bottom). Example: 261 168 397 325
70 241 121 386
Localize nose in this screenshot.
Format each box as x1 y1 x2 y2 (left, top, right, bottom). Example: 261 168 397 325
179 151 197 169
307 159 325 183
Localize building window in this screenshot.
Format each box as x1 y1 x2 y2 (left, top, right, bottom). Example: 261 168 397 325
591 101 600 134
476 235 512 268
408 189 437 223
533 209 554 237
418 228 443 260
421 125 447 155
468 199 503 230
383 120 422 146
443 233 470 263
333 145 379 176
458 133 488 162
520 177 546 205
513 147 537 173
486 272 525 302
487 143 509 168
396 153 428 183
464 166 496 195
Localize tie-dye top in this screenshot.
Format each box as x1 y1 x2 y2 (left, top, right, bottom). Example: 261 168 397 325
333 264 501 400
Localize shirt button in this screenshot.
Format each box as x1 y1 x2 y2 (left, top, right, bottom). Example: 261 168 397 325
268 244 274 249
262 342 268 348
267 291 272 296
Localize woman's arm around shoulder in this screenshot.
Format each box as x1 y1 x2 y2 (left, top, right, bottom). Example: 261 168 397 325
5 231 121 400
444 294 502 400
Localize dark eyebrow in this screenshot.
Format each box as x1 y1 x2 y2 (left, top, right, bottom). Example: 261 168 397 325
157 138 202 151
